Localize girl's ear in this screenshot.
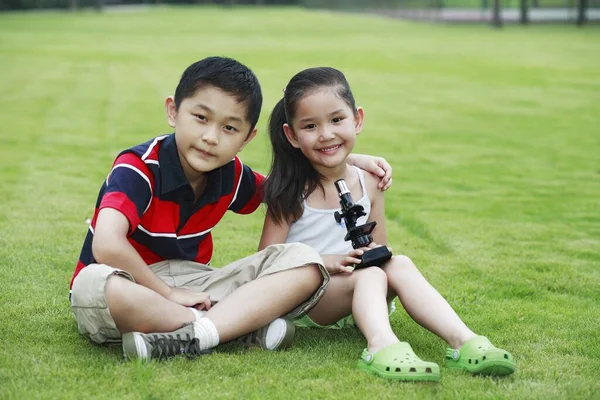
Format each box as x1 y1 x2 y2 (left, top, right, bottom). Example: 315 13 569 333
165 96 177 128
354 107 365 135
283 123 300 148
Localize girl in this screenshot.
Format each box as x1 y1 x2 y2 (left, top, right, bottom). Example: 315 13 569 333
259 67 516 382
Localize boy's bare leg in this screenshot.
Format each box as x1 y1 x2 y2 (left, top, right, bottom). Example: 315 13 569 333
105 276 196 334
106 264 323 342
204 264 322 342
383 256 476 349
305 267 398 353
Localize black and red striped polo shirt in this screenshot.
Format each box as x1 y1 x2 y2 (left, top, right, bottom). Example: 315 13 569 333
70 133 264 289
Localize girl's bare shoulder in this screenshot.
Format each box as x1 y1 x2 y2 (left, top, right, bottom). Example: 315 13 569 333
361 168 383 200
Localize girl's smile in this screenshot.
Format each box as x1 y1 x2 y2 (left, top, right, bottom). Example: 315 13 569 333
317 144 343 153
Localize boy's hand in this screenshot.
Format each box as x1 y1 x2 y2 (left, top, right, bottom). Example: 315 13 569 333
346 154 392 191
167 287 212 311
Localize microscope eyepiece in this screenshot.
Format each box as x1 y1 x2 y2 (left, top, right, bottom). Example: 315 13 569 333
334 179 350 196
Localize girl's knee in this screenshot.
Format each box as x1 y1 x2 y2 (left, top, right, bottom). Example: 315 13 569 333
385 255 421 275
355 266 388 286
394 255 414 266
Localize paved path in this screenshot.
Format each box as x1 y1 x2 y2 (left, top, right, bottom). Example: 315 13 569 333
370 7 600 23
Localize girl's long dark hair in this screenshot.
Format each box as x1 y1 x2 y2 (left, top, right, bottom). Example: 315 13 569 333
264 67 357 225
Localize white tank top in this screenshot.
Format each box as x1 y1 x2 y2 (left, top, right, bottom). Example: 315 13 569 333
285 166 371 255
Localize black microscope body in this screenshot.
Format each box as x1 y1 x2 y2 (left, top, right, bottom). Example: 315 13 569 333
334 179 392 269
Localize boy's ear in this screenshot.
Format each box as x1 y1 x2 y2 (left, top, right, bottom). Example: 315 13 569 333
354 107 365 135
283 124 300 148
239 128 258 152
165 96 177 128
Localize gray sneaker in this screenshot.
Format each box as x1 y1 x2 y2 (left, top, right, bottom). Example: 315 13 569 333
241 318 296 351
122 323 210 361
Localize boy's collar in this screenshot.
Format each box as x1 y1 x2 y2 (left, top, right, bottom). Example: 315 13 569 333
159 134 223 202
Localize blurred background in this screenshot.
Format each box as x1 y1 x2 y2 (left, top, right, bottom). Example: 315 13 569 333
1 0 599 25
1 2 598 399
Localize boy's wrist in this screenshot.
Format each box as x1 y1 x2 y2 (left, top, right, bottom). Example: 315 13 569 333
154 280 173 299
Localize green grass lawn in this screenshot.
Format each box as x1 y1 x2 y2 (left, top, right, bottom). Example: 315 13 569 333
1 6 599 399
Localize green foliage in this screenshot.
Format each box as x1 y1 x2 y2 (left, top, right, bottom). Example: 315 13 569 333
1 7 599 399
0 0 301 11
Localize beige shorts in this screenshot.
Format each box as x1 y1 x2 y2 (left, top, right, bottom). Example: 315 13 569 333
70 243 328 344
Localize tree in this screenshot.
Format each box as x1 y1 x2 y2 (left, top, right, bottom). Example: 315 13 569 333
519 0 529 24
577 0 588 26
492 0 503 27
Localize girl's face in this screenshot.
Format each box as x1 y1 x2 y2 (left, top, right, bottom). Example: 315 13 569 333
283 88 364 171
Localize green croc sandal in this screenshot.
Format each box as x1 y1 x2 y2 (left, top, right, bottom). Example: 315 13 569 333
357 342 440 382
446 335 516 376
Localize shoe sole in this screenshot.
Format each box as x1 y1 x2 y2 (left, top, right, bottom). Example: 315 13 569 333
122 332 149 361
447 359 516 376
265 319 295 350
357 360 440 382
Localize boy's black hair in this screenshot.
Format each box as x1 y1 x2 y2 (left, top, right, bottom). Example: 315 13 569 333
174 56 263 132
265 67 357 225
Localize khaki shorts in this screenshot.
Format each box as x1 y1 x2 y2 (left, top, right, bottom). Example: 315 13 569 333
70 243 328 344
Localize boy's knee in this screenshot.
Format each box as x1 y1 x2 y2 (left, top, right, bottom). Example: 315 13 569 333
72 264 133 309
286 242 320 259
283 242 327 286
302 262 326 287
71 265 131 344
105 274 136 306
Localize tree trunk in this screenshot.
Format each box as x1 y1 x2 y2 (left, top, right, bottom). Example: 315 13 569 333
577 0 588 26
70 0 77 10
519 0 529 24
492 0 503 27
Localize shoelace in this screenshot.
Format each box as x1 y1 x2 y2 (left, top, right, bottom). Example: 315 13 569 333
239 329 264 349
147 333 209 360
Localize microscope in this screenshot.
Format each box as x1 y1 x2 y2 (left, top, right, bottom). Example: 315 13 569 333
334 179 392 269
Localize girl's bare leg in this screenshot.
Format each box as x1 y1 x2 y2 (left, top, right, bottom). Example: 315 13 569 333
383 256 476 349
308 267 398 353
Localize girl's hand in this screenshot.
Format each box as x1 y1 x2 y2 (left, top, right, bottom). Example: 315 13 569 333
363 242 393 253
322 250 365 274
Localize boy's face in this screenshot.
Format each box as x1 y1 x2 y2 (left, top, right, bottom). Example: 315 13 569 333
166 85 257 181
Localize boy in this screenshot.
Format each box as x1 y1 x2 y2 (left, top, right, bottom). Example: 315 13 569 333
70 56 391 361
